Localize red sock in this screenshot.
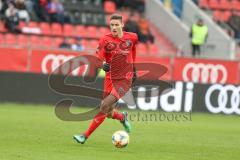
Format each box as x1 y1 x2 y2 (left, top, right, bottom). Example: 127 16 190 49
112 111 124 121
84 112 106 138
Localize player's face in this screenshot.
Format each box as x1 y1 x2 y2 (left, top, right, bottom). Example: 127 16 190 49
110 19 124 37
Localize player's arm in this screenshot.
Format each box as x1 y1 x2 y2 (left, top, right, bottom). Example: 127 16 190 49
102 62 110 72
96 38 110 72
132 34 138 84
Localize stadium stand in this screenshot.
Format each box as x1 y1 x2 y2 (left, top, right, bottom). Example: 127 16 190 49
160 0 240 58
195 0 240 38
0 0 176 56
194 0 240 59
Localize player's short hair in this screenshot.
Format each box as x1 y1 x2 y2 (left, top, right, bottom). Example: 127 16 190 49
110 14 123 22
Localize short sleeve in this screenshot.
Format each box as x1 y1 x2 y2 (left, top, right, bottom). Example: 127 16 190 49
133 33 138 44
96 38 106 61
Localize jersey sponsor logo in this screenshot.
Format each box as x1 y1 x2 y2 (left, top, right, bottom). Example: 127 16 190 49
104 42 117 52
182 63 227 84
120 50 130 55
205 84 240 114
119 40 132 51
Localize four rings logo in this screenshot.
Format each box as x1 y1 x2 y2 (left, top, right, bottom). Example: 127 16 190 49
41 54 89 76
182 63 227 84
205 84 240 115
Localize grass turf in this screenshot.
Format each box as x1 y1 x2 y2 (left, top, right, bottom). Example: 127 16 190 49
0 103 240 160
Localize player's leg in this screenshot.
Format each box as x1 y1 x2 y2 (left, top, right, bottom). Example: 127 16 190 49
106 103 117 118
106 104 124 120
111 80 132 132
106 82 132 133
109 89 137 119
107 103 124 121
107 104 131 133
73 94 117 144
84 94 117 137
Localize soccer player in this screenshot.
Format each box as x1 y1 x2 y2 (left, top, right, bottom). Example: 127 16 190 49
73 14 138 144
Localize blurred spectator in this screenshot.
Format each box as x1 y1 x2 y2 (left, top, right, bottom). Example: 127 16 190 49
25 0 33 12
71 38 85 52
46 0 69 24
138 17 154 43
0 0 4 19
228 14 240 39
33 0 49 22
111 0 124 9
108 0 145 13
163 0 172 11
190 18 208 57
15 0 30 22
59 38 71 49
24 0 36 20
133 0 145 13
124 13 140 35
0 0 2 13
5 2 21 33
0 0 8 14
15 0 25 8
120 0 145 13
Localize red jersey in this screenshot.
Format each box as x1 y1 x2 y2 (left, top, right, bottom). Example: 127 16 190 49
96 31 138 80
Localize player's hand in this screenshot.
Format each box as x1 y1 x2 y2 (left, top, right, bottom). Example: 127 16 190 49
102 63 110 72
132 67 137 85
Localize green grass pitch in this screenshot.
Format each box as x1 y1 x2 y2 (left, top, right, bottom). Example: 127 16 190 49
0 103 240 160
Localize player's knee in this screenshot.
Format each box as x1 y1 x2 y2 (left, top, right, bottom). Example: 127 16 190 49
107 109 114 118
107 111 113 118
100 102 109 114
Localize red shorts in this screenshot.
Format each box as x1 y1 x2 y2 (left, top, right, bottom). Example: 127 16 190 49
103 78 132 100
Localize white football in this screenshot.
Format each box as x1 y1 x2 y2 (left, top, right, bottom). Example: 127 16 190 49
112 130 129 148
